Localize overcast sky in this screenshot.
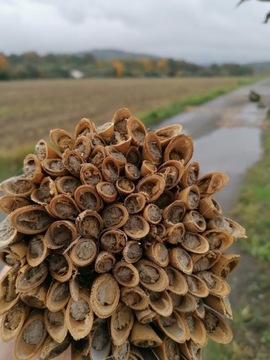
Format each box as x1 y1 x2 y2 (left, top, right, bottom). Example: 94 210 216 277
0 0 269 64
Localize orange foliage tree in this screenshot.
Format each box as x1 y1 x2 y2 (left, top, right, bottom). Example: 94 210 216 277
0 54 10 79
112 60 124 77
138 58 154 72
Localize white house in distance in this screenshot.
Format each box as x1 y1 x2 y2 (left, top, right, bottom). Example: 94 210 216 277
70 69 84 79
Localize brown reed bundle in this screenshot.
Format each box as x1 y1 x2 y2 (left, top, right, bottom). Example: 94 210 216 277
0 108 246 360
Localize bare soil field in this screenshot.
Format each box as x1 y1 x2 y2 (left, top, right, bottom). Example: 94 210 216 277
0 77 249 153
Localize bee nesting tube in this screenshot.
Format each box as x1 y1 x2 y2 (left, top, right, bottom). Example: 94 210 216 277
0 107 246 359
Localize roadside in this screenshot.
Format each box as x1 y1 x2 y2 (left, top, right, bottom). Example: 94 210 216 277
158 79 270 360
223 108 270 360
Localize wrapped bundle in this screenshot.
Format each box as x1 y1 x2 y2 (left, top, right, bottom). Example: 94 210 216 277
0 108 246 360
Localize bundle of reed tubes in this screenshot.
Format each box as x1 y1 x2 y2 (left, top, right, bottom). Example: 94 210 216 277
0 108 246 360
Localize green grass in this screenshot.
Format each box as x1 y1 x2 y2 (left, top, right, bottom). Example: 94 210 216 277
0 146 33 183
232 108 270 261
204 107 270 360
140 79 256 126
205 271 270 360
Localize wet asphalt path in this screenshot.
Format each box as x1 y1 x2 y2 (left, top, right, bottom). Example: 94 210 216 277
156 78 270 214
158 79 270 326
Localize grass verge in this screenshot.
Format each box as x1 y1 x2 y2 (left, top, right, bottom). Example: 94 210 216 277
232 108 270 261
205 107 270 360
0 145 34 183
140 78 256 126
204 270 270 360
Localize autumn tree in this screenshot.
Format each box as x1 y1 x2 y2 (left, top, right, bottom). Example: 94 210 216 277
0 53 10 80
112 60 124 77
138 58 155 74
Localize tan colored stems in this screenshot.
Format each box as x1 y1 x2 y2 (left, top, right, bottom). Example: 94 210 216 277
45 220 77 250
158 160 184 190
136 174 165 202
0 216 22 248
35 139 59 161
94 251 116 274
121 286 149 311
113 261 140 287
16 262 48 293
48 194 80 220
142 132 162 165
0 302 29 342
62 149 85 177
110 303 134 346
80 163 102 186
181 161 200 187
163 134 193 165
135 259 169 292
42 158 69 177
55 175 81 196
0 267 20 315
125 163 140 181
130 322 162 348
122 241 143 264
10 205 54 235
165 266 188 295
0 195 31 214
46 281 70 312
23 154 44 183
65 291 94 341
155 124 182 147
123 215 150 239
90 274 120 318
14 311 47 360
96 181 118 203
197 172 229 197
31 176 58 205
100 229 127 253
76 210 103 239
49 128 75 152
156 311 188 344
102 203 129 229
49 252 73 282
70 238 98 267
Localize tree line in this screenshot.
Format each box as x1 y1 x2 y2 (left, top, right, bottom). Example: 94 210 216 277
0 52 254 80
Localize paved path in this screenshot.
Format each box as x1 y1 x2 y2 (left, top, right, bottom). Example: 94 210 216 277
158 80 270 314
156 79 270 215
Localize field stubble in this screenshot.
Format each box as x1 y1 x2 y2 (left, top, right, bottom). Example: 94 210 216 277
0 77 253 154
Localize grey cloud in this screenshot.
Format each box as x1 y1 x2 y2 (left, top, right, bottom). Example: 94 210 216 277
0 0 269 63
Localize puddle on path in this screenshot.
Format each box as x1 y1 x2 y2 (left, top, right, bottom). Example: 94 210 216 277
193 127 263 214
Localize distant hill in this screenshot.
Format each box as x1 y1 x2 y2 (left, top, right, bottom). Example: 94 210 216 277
90 49 161 61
